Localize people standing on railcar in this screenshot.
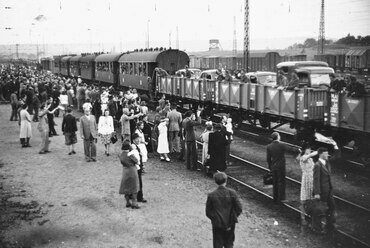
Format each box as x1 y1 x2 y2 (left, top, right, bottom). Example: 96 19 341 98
61 107 78 155
80 106 98 162
285 72 300 90
183 110 202 170
277 71 288 88
206 172 243 248
185 65 192 79
266 132 287 203
167 103 182 154
98 109 115 156
312 143 339 233
19 104 32 148
157 117 170 162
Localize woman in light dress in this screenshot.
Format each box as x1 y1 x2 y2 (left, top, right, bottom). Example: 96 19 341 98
297 143 318 225
19 104 32 148
157 117 170 162
98 109 114 156
200 122 213 165
134 121 148 163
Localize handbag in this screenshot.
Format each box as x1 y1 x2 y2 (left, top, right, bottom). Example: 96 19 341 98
110 133 118 144
263 172 273 185
304 199 327 216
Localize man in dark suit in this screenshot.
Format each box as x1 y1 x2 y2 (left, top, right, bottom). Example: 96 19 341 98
80 107 97 162
312 145 339 233
206 172 242 248
266 132 287 203
167 103 182 154
208 124 228 173
182 110 201 170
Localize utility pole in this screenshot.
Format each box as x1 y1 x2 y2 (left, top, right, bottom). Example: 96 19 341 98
243 0 250 71
146 19 150 49
318 0 325 59
233 16 237 55
176 26 179 49
169 31 172 48
15 44 19 59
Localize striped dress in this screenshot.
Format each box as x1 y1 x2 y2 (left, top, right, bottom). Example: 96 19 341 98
300 155 315 201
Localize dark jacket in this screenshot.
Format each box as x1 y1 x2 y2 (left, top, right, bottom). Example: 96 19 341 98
62 114 78 133
312 150 339 201
208 131 228 172
206 186 242 229
182 117 201 142
266 140 287 170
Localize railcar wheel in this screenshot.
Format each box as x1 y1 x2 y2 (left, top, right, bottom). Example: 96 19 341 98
259 114 271 129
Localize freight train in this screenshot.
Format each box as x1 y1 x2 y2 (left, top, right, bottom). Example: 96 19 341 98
314 47 370 75
40 49 370 161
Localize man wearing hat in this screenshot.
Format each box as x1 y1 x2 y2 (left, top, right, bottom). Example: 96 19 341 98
266 132 287 203
80 107 98 162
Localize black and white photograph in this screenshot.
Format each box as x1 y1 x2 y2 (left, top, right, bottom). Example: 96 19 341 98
0 0 369 247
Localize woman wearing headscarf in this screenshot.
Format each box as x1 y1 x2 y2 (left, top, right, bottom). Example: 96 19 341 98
119 141 140 209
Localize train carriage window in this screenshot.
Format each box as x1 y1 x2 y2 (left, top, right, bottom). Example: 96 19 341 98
135 63 139 76
129 63 133 74
120 63 126 74
143 63 147 76
139 63 143 76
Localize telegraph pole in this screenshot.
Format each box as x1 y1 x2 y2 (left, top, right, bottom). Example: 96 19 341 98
233 16 237 55
317 0 325 59
243 0 249 72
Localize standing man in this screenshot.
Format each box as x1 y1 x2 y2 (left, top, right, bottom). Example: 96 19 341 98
266 132 287 203
167 103 182 154
10 89 18 121
62 107 78 155
182 110 201 170
312 143 339 233
80 107 98 162
206 172 242 248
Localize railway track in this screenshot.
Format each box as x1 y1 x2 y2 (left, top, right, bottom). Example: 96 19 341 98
195 140 370 248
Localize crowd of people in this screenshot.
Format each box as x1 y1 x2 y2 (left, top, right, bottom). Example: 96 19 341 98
1 63 343 247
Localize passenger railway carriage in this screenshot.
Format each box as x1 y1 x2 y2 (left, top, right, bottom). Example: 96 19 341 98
69 55 82 77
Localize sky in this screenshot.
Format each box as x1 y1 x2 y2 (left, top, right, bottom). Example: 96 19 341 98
0 0 369 51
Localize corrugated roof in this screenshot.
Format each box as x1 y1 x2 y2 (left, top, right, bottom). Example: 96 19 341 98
80 55 97 63
70 55 82 62
346 47 370 56
119 51 162 62
95 53 123 62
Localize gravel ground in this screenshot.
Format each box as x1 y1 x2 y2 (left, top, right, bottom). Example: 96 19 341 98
0 104 333 247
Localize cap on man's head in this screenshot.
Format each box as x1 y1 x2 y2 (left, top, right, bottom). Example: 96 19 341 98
271 132 279 140
214 172 227 185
